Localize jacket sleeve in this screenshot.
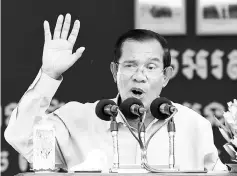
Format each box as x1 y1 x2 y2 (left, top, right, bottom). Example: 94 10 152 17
4 69 66 167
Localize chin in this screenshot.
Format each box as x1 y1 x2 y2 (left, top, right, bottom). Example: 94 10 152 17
143 102 150 110
143 98 154 108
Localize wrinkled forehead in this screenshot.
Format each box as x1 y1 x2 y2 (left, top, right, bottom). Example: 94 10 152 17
119 39 164 64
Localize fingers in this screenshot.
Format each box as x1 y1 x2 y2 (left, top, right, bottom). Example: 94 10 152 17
53 15 64 39
61 13 71 39
68 20 80 45
52 14 80 45
43 21 52 41
72 47 85 62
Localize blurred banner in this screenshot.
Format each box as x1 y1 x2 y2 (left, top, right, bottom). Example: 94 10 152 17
1 0 237 175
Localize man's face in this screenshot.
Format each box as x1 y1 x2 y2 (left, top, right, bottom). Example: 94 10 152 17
115 39 167 109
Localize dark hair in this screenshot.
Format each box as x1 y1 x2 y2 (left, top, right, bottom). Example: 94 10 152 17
113 29 171 69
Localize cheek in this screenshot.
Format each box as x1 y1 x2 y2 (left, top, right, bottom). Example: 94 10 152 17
147 78 163 97
117 73 130 94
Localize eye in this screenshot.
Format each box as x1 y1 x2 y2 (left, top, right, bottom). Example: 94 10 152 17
123 63 136 68
147 63 157 70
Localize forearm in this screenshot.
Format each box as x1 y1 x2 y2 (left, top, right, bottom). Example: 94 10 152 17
4 69 62 162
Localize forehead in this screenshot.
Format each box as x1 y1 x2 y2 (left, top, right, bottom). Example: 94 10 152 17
119 39 164 63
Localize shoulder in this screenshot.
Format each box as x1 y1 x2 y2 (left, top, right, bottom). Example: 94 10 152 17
53 96 117 121
61 101 99 111
173 102 211 127
54 100 99 121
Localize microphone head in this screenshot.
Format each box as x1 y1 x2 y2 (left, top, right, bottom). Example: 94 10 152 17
119 97 144 119
150 97 172 120
95 99 117 121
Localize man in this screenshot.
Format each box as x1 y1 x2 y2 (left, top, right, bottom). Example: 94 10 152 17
4 13 227 172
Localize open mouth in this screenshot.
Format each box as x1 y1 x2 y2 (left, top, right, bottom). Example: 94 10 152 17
130 88 145 97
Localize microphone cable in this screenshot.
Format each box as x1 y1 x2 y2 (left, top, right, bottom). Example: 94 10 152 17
117 109 145 149
145 109 178 149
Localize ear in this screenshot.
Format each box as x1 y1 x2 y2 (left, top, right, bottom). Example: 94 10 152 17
110 62 117 83
162 66 173 88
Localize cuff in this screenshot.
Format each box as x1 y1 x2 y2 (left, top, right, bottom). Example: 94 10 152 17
34 70 63 98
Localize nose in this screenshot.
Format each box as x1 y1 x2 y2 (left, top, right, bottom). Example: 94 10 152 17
132 67 147 83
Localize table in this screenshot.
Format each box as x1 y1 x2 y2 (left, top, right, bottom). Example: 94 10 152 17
15 172 236 176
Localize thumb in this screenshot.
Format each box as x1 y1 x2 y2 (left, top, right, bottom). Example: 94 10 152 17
72 47 85 62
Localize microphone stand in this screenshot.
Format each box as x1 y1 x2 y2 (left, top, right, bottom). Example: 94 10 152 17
110 116 119 171
138 121 146 167
168 118 176 169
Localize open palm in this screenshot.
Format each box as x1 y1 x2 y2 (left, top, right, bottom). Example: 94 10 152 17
42 14 85 79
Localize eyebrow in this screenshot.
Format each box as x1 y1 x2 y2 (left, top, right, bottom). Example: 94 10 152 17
122 60 136 63
149 57 162 63
121 57 162 64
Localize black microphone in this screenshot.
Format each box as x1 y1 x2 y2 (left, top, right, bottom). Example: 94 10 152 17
150 97 177 120
95 99 118 121
119 97 146 119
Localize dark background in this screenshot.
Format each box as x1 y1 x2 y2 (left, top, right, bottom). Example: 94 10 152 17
1 0 237 175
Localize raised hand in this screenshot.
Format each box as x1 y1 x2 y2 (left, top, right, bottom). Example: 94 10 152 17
42 14 85 79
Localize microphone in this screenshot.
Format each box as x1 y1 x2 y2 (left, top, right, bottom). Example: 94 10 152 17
95 99 118 121
119 97 146 119
150 97 177 120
